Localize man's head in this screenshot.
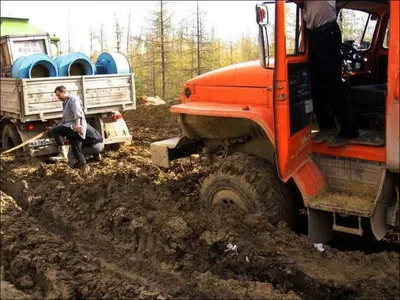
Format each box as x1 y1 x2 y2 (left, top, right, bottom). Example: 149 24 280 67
54 86 68 101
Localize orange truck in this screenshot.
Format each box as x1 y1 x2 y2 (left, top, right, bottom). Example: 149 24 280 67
151 0 399 243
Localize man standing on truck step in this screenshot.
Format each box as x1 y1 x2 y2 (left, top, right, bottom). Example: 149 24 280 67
49 86 89 175
304 0 359 147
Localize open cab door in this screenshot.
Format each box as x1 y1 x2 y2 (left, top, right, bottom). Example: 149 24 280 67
258 1 313 182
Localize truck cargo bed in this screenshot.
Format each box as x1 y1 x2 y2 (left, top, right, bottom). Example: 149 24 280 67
1 74 136 122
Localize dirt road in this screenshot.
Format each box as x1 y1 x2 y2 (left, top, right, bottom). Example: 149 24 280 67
1 101 399 299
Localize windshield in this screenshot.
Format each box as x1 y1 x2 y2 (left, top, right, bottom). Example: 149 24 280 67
337 8 378 51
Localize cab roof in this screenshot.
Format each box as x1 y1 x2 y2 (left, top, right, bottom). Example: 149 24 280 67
1 17 45 37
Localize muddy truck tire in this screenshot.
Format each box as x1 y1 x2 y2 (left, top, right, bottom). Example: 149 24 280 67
200 152 295 228
2 124 22 151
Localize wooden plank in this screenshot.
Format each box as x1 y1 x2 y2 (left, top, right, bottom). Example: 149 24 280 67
24 79 83 115
0 79 21 114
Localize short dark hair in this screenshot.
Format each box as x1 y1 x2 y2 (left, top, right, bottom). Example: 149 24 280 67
54 86 67 93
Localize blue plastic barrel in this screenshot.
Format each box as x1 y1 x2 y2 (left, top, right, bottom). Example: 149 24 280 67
11 53 58 78
55 52 95 76
95 52 131 75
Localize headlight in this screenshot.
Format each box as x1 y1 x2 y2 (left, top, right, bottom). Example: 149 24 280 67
184 87 192 99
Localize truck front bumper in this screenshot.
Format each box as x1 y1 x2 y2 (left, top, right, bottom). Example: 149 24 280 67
150 136 199 168
103 135 132 145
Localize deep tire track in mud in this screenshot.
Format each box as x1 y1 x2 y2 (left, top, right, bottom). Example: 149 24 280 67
1 103 399 299
210 251 355 300
1 196 171 299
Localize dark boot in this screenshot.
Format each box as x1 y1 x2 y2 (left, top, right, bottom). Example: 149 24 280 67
326 135 351 147
327 129 359 147
313 128 337 144
93 153 102 162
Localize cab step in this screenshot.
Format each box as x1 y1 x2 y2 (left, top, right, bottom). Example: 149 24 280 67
308 191 375 217
308 155 386 217
307 156 396 242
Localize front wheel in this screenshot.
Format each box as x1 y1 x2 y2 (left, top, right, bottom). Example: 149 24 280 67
200 153 295 228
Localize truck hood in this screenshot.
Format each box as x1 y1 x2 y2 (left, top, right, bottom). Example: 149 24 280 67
186 60 273 88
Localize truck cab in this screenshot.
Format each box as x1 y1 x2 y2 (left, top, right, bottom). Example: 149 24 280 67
151 0 399 242
0 17 60 77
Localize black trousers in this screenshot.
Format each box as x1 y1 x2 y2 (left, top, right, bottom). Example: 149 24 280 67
308 22 359 137
50 125 87 167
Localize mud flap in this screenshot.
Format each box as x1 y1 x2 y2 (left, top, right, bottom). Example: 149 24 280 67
150 136 199 168
371 171 393 240
307 208 333 243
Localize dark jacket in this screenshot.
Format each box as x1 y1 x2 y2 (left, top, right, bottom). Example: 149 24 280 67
83 124 103 147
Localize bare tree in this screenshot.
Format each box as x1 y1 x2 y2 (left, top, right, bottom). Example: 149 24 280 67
230 40 234 65
196 1 201 75
89 26 97 59
126 9 131 54
68 10 72 52
114 13 124 52
160 1 166 100
133 27 143 54
98 23 107 52
190 17 196 77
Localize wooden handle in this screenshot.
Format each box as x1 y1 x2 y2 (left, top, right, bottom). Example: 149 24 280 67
1 131 48 155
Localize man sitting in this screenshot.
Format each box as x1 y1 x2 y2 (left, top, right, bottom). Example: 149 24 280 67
67 123 104 168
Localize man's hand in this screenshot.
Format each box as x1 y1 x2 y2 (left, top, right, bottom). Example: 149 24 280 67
46 126 55 132
74 119 83 135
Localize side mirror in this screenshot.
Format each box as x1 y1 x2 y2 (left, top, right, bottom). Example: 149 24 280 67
256 4 270 68
258 27 267 68
256 4 269 25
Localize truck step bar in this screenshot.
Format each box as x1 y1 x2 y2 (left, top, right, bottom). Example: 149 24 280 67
332 214 363 236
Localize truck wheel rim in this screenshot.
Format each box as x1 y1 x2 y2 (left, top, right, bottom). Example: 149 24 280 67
210 188 249 213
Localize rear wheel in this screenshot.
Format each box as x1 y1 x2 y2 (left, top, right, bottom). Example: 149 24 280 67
200 152 295 228
2 124 22 152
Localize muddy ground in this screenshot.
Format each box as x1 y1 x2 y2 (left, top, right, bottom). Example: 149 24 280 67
1 100 399 299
